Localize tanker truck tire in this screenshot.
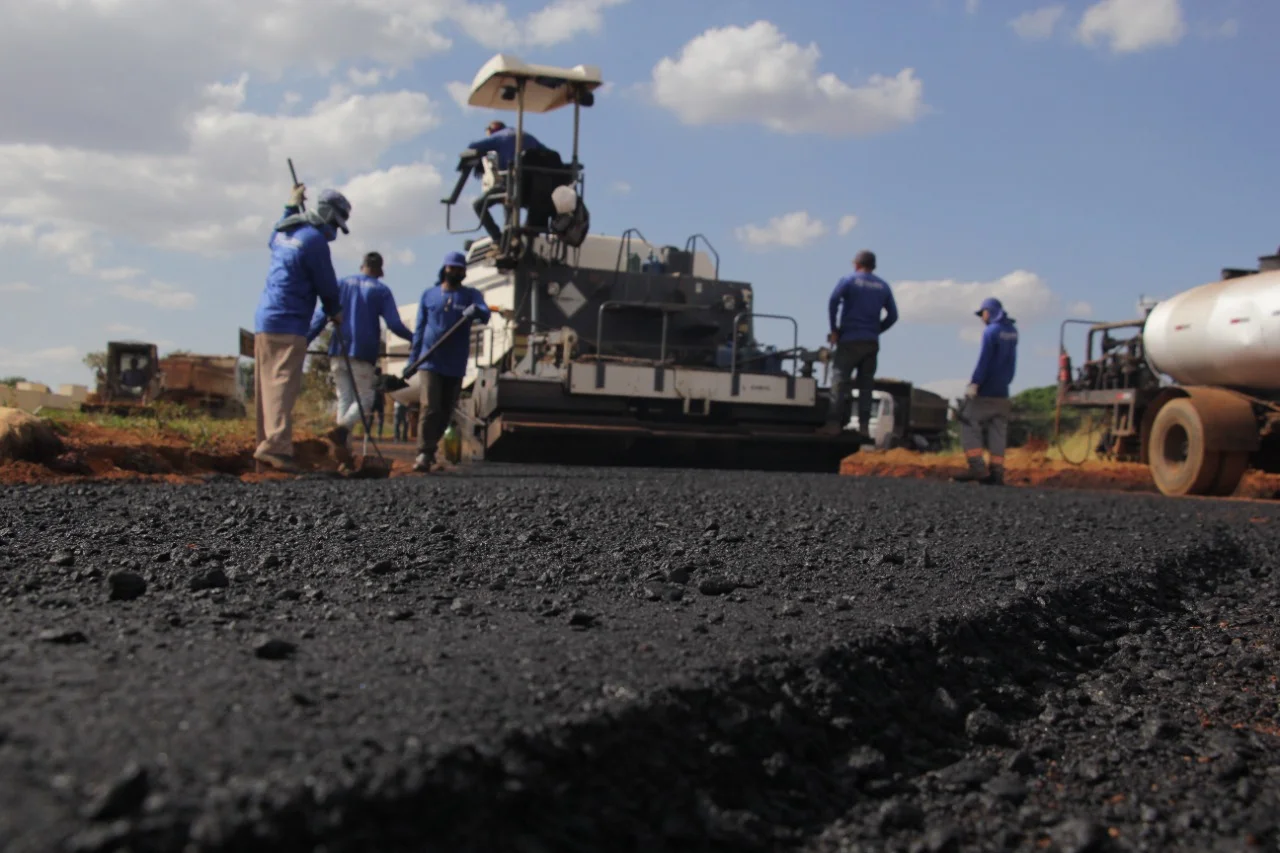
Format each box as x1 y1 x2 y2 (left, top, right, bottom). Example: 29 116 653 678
1148 398 1221 497
1208 451 1249 497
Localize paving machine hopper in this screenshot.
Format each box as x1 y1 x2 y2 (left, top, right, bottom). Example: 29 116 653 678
384 55 865 472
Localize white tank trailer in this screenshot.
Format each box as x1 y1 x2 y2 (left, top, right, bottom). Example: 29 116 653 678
1057 251 1280 497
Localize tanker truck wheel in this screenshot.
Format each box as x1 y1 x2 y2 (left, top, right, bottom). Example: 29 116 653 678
1148 398 1221 497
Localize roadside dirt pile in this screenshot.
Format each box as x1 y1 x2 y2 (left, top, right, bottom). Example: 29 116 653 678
841 442 1280 500
0 469 1275 851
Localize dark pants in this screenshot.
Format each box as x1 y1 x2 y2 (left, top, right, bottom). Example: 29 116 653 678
417 371 463 460
472 181 507 244
828 340 879 431
394 405 409 442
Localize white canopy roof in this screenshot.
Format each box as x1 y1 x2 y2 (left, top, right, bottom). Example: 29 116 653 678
466 54 603 114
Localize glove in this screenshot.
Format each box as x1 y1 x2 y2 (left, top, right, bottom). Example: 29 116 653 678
462 304 477 319
289 183 306 208
401 364 417 380
965 383 979 399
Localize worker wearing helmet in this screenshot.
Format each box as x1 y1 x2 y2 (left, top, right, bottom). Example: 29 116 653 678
252 183 351 473
820 249 899 437
404 250 491 473
955 297 1019 485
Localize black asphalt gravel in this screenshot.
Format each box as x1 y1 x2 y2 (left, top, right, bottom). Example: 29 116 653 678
0 466 1277 852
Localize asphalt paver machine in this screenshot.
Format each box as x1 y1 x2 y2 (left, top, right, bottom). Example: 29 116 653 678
389 54 866 472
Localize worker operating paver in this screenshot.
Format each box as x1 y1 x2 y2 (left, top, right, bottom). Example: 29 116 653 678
252 183 351 473
955 297 1019 485
404 251 491 473
467 120 546 245
820 250 899 438
306 251 413 471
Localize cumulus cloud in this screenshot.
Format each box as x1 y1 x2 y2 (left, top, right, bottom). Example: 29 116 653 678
1068 300 1094 317
1010 6 1066 40
111 281 198 310
1076 0 1186 54
0 345 80 373
609 181 632 195
837 214 859 236
0 281 37 293
735 211 827 250
650 21 926 137
893 269 1060 324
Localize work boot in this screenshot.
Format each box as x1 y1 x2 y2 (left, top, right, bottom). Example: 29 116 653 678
982 464 1005 486
324 426 355 470
412 453 432 473
952 456 988 483
253 449 299 474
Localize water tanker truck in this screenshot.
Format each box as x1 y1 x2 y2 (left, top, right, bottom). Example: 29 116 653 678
1057 250 1280 497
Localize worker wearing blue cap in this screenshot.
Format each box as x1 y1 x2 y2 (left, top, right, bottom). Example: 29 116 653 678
404 250 491 473
955 297 1018 485
252 182 352 473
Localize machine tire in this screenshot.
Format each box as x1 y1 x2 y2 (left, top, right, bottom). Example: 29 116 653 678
1209 451 1250 497
1148 398 1221 496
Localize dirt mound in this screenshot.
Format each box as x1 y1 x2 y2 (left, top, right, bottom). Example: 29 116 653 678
841 447 1280 500
0 419 413 485
0 407 64 463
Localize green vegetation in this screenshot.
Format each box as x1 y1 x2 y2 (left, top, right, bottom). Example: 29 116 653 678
40 406 255 452
1 376 26 387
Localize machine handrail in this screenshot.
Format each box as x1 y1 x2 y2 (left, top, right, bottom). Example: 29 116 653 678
595 300 712 363
683 234 720 280
730 312 799 385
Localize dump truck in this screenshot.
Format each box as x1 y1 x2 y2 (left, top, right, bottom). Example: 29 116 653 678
82 341 246 418
847 379 949 452
384 54 865 472
1056 249 1280 497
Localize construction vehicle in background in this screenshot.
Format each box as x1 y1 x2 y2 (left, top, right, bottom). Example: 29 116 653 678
1056 249 1280 497
847 379 949 452
384 54 866 472
82 340 247 418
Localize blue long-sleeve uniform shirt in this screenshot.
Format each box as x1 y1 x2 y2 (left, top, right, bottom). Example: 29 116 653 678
828 272 898 343
467 127 544 171
306 274 414 364
254 205 342 337
409 284 491 378
970 311 1019 398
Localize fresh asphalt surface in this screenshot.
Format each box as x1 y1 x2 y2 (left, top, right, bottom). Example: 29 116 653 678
1 465 1277 852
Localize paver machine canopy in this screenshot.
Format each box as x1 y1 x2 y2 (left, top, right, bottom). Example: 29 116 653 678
440 54 602 266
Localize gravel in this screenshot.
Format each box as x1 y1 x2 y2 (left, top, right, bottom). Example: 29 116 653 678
0 465 1276 852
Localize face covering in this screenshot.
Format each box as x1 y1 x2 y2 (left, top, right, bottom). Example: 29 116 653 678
444 269 465 286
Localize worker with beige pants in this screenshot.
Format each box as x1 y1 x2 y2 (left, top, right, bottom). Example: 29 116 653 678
252 183 352 473
955 297 1019 486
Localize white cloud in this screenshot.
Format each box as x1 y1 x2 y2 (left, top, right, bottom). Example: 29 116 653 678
112 281 198 310
1067 300 1094 317
0 281 37 293
394 250 416 266
921 378 970 404
97 267 144 281
735 211 827 250
348 67 394 88
523 0 628 47
1010 6 1065 40
106 323 146 335
650 21 926 137
0 345 80 373
837 214 859 235
966 0 980 13
1076 0 1186 54
894 269 1058 324
446 81 475 111
609 181 632 195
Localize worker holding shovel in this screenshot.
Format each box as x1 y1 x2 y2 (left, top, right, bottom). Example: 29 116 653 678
403 251 491 473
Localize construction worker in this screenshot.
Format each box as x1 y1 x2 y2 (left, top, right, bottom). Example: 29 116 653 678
252 183 351 473
305 250 412 470
393 400 409 442
404 251 491 473
955 297 1019 485
820 250 899 437
371 367 386 439
467 120 545 244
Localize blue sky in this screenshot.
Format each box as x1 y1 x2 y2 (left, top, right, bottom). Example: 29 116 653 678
1 0 1276 402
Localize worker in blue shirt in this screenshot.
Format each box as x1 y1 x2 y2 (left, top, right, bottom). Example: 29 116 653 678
955 297 1019 485
467 120 545 244
404 250 492 473
252 182 351 473
305 251 413 470
820 250 899 437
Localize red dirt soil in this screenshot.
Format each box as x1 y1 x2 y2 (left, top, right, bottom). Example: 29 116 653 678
840 441 1280 501
0 421 415 485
